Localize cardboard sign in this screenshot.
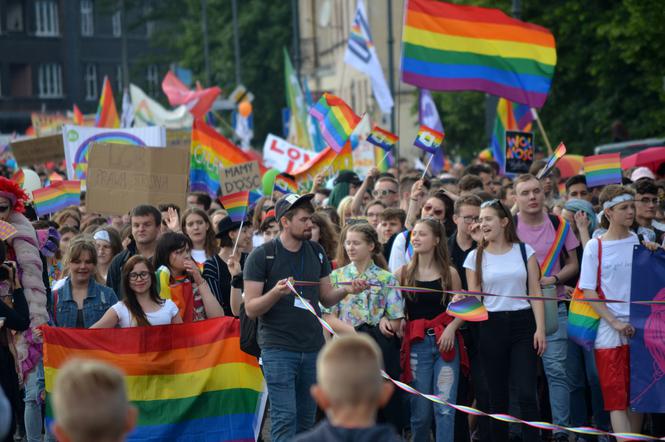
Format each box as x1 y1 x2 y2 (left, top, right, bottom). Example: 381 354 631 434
505 130 534 174
85 143 188 215
262 134 313 173
166 129 192 150
219 161 261 196
10 135 65 166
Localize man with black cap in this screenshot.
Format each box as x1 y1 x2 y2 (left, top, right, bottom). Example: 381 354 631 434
244 193 368 442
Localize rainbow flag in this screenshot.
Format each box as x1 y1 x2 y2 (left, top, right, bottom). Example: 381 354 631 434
376 147 395 173
537 142 567 179
73 104 84 125
367 126 399 151
11 169 24 186
95 76 120 128
292 144 354 191
274 174 298 194
401 0 556 108
219 191 249 223
583 153 622 188
539 216 570 277
414 124 445 154
446 296 488 322
42 318 265 441
190 121 257 197
490 98 534 173
32 180 81 216
309 93 361 153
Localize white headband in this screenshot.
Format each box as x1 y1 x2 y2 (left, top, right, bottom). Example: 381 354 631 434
602 194 634 210
93 230 110 243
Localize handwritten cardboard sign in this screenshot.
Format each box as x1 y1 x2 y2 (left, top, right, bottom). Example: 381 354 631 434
10 135 65 166
219 161 261 196
166 129 192 150
505 130 534 174
85 142 188 215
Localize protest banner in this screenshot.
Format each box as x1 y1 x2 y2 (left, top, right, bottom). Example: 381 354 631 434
352 139 376 179
505 130 534 174
630 246 665 413
166 128 192 150
10 135 65 166
262 134 313 173
219 161 261 196
85 142 188 215
31 113 70 136
62 124 166 181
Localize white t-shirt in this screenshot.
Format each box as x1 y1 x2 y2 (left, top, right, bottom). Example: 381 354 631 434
578 234 638 319
388 231 410 273
111 299 179 327
464 243 535 312
191 249 208 266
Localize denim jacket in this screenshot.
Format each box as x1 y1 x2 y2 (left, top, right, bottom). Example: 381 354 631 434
52 278 118 328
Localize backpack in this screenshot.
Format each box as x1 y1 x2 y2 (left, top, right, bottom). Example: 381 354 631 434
238 239 325 357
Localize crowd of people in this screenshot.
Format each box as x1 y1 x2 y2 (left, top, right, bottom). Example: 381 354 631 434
0 155 664 442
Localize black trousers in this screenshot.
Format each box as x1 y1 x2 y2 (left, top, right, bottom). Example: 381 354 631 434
479 309 540 442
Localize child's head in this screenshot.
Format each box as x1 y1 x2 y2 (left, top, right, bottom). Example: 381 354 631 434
52 358 136 442
311 335 393 414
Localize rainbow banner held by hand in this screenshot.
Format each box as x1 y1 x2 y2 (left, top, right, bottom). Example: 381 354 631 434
32 180 81 216
536 142 566 179
414 124 445 154
309 92 361 153
367 126 399 151
42 318 265 442
219 191 249 223
446 296 488 322
583 153 622 188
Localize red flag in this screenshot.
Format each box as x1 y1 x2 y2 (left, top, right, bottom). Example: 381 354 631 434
161 71 221 119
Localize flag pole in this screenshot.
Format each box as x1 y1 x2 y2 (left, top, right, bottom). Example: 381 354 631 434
420 154 434 180
531 108 553 156
232 218 244 256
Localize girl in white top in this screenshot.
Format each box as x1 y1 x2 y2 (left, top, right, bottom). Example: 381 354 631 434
461 199 545 442
92 256 182 328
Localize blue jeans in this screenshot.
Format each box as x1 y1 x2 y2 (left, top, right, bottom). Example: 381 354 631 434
542 304 569 436
261 348 318 442
567 338 610 432
24 361 55 442
409 334 459 442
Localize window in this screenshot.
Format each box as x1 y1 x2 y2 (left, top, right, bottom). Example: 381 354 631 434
144 4 154 37
9 64 32 97
38 64 63 98
116 65 123 93
80 0 93 36
6 1 24 32
35 0 59 36
85 64 97 100
112 11 121 37
146 65 159 96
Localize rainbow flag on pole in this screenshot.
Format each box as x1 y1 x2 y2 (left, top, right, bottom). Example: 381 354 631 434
583 153 623 188
190 121 257 197
414 124 445 154
32 180 81 216
95 76 120 128
401 0 556 108
219 191 249 223
309 93 361 153
367 126 399 151
490 98 534 173
43 318 265 441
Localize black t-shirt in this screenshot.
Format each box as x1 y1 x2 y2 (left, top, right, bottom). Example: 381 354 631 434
243 238 332 353
447 231 476 291
294 420 401 442
404 279 448 321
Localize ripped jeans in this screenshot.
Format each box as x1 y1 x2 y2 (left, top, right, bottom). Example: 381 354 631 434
409 334 459 442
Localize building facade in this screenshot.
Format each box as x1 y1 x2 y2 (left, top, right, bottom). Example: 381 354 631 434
0 0 165 133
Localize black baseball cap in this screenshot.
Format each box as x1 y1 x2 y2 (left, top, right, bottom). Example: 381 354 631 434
274 193 314 222
334 170 362 186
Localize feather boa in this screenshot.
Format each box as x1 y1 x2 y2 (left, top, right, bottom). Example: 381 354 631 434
8 212 47 379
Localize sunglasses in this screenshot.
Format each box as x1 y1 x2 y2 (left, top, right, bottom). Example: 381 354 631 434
422 205 444 217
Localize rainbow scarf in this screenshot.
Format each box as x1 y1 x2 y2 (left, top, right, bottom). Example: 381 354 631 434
540 216 570 277
42 318 265 441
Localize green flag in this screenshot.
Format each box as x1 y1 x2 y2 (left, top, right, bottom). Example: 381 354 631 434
284 48 312 149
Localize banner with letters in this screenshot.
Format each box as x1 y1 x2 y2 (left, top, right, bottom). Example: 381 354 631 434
504 130 534 174
262 134 313 173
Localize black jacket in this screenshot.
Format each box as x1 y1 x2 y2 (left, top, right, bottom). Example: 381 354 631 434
105 244 137 299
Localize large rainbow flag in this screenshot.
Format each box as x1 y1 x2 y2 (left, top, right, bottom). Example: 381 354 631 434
490 98 534 173
32 180 81 216
401 0 556 108
190 121 257 197
95 76 120 128
309 93 361 153
43 318 265 441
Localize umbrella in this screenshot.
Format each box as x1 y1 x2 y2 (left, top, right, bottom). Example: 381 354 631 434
556 155 584 178
621 147 665 172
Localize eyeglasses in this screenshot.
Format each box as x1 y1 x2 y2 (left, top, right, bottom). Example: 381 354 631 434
372 189 397 197
637 197 659 205
462 216 480 224
0 206 10 213
128 271 150 281
422 205 444 217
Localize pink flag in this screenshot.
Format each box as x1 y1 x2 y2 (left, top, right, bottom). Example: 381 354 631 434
161 71 221 119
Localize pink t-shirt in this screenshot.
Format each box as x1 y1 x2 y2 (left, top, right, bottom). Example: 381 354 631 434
516 213 580 297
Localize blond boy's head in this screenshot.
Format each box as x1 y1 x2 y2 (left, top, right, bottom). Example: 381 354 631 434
52 358 137 442
312 334 393 412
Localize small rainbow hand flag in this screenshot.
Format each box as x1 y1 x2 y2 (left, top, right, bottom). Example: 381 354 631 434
32 180 81 216
583 153 622 188
309 92 361 153
219 190 249 223
446 296 488 322
413 124 444 154
274 174 298 194
537 142 566 179
367 126 399 151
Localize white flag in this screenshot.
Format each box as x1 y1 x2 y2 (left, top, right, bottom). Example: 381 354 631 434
120 88 134 128
344 0 394 114
129 84 193 129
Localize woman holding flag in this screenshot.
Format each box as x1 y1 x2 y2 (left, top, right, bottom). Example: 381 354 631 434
180 208 218 270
